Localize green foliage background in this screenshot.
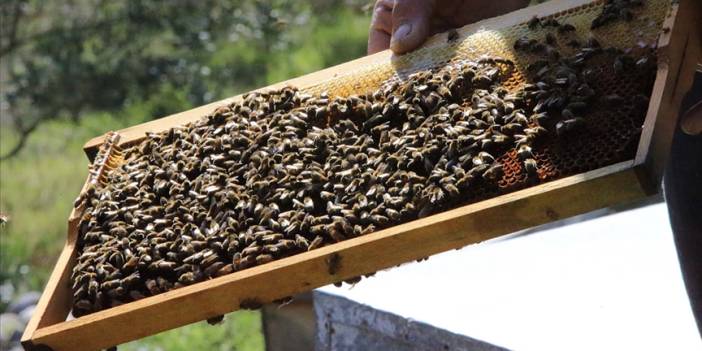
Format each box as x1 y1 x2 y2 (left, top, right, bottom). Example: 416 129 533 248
0 1 370 349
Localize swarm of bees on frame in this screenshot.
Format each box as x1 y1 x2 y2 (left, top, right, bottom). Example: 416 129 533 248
70 0 658 319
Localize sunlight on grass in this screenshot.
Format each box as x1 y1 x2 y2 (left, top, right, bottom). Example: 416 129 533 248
120 311 264 351
1 120 92 289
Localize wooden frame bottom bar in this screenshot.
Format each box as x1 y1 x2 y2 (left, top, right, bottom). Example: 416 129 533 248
24 161 651 351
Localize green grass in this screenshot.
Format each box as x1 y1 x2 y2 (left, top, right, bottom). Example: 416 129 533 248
0 115 126 291
120 311 264 351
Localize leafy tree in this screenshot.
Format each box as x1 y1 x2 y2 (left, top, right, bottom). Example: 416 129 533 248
0 0 370 159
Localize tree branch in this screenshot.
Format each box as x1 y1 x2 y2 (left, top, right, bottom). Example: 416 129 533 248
0 117 41 160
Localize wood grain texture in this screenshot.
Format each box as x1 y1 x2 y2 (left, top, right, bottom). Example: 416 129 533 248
21 200 82 350
22 136 124 350
635 0 701 183
28 162 648 351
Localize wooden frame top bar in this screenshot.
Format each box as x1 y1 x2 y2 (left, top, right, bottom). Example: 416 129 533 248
82 0 605 159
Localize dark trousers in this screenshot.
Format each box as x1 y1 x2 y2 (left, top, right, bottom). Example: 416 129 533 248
665 71 702 337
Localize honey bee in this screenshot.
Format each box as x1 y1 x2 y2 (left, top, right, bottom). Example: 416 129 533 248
75 44 657 317
447 29 459 43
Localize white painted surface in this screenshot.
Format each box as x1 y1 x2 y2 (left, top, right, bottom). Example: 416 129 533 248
318 203 702 351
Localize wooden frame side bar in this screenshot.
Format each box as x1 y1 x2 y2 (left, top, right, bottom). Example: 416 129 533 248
635 0 701 182
28 161 648 351
22 134 126 350
21 205 82 350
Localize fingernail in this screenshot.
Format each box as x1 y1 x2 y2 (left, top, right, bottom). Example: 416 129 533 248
681 117 702 135
681 102 702 135
394 23 412 40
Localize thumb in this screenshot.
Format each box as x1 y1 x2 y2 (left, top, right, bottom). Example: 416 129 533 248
390 0 435 55
681 101 702 135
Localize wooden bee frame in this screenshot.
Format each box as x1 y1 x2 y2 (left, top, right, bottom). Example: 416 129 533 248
21 0 701 350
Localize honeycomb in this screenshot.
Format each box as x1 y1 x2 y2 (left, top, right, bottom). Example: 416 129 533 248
86 0 674 246
294 0 671 204
88 1 672 205
76 0 674 313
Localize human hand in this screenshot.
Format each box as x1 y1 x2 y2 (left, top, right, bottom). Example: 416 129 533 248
681 100 702 135
368 0 530 55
